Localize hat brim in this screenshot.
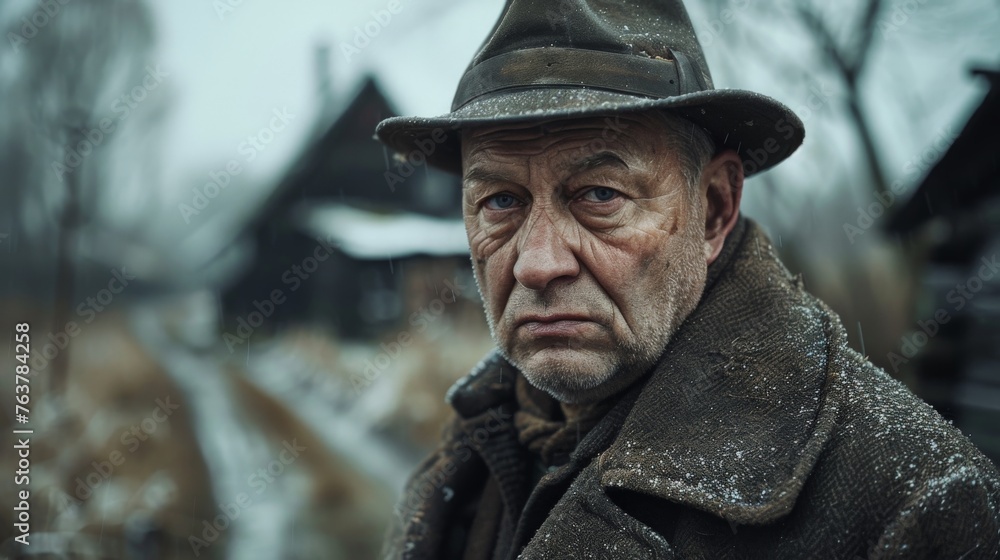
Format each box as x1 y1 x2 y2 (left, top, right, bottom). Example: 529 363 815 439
376 87 804 177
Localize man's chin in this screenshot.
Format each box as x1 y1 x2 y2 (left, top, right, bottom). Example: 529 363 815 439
508 347 618 403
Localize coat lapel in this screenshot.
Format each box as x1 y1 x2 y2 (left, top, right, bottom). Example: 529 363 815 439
390 354 522 560
597 219 843 526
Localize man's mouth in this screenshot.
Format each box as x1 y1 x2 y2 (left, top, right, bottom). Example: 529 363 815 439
516 313 598 337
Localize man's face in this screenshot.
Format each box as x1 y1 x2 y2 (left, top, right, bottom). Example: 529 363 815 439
461 113 713 404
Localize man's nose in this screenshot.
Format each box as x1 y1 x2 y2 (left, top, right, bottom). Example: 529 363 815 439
513 214 579 291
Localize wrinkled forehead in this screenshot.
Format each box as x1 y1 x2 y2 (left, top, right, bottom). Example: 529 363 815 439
459 111 670 171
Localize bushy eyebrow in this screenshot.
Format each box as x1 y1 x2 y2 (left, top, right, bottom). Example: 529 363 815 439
462 168 512 187
463 152 629 188
566 152 629 177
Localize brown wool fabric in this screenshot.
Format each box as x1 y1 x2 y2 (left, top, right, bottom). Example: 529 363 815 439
383 216 1000 560
461 476 504 560
513 374 618 468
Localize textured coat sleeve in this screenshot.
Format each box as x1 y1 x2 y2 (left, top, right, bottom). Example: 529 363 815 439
380 449 439 560
872 464 1000 559
381 415 476 560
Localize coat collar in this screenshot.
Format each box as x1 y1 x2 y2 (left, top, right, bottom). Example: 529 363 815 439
597 218 843 526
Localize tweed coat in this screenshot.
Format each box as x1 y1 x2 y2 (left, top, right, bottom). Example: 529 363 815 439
383 218 1000 559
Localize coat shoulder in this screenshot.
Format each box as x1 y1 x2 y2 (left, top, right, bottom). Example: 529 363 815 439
830 344 997 481
816 344 1000 556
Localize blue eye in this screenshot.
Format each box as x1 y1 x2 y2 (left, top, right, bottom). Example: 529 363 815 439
583 187 618 202
486 193 519 210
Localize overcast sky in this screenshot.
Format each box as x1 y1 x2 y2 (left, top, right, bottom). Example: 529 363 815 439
150 0 503 205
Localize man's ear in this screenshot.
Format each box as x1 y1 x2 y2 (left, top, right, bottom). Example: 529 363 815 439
700 149 744 265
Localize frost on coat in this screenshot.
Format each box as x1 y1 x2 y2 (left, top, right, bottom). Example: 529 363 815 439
384 218 1000 560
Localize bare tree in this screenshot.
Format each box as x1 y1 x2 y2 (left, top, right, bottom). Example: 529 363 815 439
795 0 888 194
2 0 157 393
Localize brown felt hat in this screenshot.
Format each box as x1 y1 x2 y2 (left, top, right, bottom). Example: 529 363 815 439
375 0 804 177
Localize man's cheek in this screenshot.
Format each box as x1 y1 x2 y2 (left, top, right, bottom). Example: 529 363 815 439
483 260 514 316
467 222 514 261
468 249 509 322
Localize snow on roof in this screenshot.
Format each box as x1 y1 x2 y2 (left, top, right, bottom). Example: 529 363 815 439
296 203 469 260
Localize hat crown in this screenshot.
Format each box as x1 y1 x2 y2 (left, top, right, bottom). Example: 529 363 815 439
375 0 803 178
452 0 714 111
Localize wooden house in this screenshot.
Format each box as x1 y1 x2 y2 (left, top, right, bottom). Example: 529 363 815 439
221 76 477 341
887 68 1000 464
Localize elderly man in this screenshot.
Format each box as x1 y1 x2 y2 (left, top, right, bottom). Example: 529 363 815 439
375 1 1000 558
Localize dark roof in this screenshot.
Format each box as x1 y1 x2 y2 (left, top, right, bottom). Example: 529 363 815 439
887 69 1000 233
241 76 462 242
262 76 398 221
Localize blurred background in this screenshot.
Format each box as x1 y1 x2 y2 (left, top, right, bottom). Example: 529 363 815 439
0 0 997 558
